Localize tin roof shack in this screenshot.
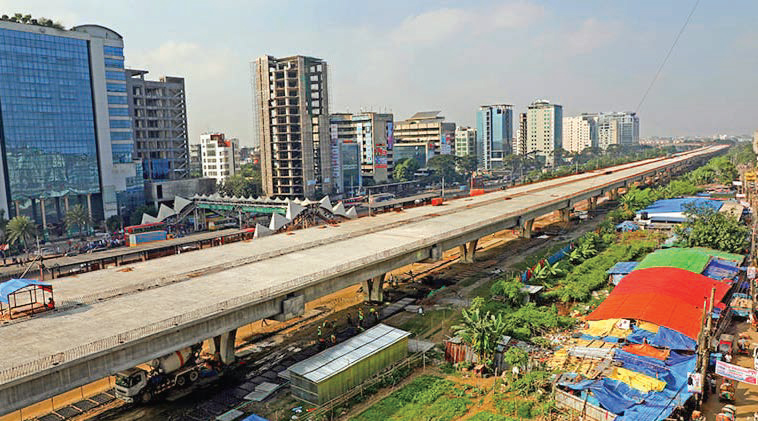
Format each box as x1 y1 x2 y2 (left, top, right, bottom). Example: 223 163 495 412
288 324 410 405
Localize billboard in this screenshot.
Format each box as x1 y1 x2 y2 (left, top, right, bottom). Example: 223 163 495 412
374 146 388 169
387 121 394 150
716 360 758 385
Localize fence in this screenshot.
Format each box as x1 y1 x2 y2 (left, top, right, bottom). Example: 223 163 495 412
303 351 427 420
554 388 617 421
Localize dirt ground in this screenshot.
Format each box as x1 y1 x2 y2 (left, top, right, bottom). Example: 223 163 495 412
701 320 758 420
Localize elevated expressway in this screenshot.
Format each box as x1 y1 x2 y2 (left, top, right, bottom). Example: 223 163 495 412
0 145 725 414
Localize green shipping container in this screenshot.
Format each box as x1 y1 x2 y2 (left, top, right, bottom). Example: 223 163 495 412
288 324 410 405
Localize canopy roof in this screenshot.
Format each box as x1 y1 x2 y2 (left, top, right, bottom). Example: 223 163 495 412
0 279 52 304
587 267 729 339
607 262 638 275
634 248 712 273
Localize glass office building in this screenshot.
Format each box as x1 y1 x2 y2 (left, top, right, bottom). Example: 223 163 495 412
0 27 101 220
476 104 513 171
0 20 142 228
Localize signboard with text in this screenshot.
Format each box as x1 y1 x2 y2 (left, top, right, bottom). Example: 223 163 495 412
716 360 758 384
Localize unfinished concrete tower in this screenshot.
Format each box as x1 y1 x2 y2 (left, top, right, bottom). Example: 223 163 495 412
252 55 332 199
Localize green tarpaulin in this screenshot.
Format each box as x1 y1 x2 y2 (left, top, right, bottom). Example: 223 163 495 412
634 248 712 274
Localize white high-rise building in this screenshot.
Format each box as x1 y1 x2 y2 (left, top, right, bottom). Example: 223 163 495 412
200 133 240 183
455 127 477 159
562 115 597 153
526 100 563 167
595 112 639 150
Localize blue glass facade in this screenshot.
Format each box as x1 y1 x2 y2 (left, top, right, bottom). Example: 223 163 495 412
0 28 101 204
476 105 513 170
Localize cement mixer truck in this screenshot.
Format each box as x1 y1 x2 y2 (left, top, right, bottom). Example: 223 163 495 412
114 344 212 403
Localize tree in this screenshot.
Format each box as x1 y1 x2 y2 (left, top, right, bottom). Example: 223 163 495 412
393 158 419 182
532 261 565 285
452 307 508 365
504 347 528 370
426 154 458 182
65 204 92 237
491 277 527 307
106 215 123 232
6 216 36 250
128 205 158 226
219 175 260 198
675 203 749 253
456 155 479 179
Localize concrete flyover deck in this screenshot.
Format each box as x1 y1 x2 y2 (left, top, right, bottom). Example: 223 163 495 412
0 145 726 414
0 228 246 282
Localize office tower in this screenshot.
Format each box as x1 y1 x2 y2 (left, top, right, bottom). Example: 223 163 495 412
252 55 332 199
476 104 513 170
393 111 455 166
562 115 598 153
200 133 239 183
526 100 563 166
455 127 477 160
126 69 189 180
329 112 394 193
0 19 142 226
515 113 528 156
596 112 639 150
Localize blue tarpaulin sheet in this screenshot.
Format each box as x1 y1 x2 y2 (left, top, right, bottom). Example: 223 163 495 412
638 198 723 214
561 378 645 414
0 279 51 304
562 351 697 420
240 415 269 421
626 326 696 351
579 334 621 343
547 244 574 265
702 258 740 281
607 262 639 275
616 221 640 232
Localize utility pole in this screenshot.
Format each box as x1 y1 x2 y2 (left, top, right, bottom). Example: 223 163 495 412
698 287 716 406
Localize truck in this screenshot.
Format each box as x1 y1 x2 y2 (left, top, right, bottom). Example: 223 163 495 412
114 344 213 403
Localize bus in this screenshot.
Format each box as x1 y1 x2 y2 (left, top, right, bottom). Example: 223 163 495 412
342 196 365 207
124 222 166 246
369 193 395 205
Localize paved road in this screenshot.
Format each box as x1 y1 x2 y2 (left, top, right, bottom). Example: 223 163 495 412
0 146 724 381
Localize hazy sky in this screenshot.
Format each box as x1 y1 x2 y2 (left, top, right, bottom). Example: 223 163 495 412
3 0 757 145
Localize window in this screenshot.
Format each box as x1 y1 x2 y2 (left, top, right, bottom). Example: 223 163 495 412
111 131 132 141
104 58 124 69
112 143 133 163
109 107 129 116
106 71 125 80
108 95 128 105
110 119 131 129
106 83 126 93
103 46 124 57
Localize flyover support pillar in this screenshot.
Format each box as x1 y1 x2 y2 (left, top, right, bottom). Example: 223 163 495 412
520 219 534 239
363 273 385 302
587 196 598 211
210 329 237 364
458 239 479 264
608 188 620 201
559 207 573 223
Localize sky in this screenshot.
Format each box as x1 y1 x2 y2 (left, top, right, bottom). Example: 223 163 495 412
3 0 757 145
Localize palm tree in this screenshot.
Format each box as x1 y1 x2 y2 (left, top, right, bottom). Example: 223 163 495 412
6 216 36 251
452 307 507 365
64 205 92 237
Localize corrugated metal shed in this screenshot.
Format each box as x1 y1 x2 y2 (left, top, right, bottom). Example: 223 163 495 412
288 324 410 404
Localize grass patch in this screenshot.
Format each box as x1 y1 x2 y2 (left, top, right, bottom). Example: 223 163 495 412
351 375 482 421
398 309 457 337
467 412 518 421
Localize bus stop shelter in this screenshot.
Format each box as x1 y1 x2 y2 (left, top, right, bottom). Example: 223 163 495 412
0 279 53 319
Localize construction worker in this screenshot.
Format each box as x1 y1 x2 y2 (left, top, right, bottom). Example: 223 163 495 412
358 309 364 327
46 297 55 310
330 334 336 345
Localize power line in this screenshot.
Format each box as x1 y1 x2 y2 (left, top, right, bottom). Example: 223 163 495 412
635 0 701 113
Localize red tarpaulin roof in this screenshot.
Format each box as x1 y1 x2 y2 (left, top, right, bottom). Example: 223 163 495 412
587 267 730 339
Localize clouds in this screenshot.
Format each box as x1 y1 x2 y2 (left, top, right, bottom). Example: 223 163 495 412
389 1 544 44
564 18 620 55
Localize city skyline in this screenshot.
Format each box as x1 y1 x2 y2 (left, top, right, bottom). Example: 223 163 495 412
4 0 758 145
